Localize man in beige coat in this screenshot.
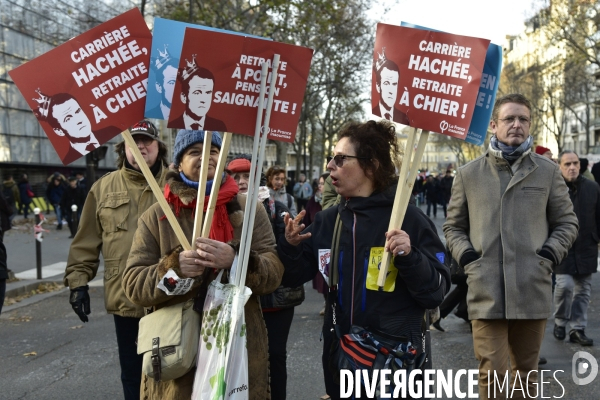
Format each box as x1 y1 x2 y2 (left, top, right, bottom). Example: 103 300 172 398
444 94 578 399
63 120 169 400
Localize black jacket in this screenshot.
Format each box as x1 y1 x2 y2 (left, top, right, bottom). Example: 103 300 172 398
60 185 86 213
278 182 450 347
555 176 600 275
260 197 305 309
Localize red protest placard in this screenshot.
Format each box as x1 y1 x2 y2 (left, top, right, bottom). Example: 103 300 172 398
9 8 151 165
168 28 313 142
372 24 489 139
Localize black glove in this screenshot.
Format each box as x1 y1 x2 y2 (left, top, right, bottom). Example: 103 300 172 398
459 250 480 268
538 248 556 264
69 285 91 322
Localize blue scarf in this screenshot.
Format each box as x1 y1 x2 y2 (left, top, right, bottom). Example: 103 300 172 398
179 172 226 196
490 135 533 164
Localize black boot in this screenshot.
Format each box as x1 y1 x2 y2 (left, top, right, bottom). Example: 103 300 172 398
570 330 593 346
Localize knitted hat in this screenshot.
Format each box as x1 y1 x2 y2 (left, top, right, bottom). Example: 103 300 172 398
227 158 251 173
173 129 223 167
535 145 551 156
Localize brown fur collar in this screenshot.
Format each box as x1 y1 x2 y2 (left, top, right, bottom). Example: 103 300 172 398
165 169 243 228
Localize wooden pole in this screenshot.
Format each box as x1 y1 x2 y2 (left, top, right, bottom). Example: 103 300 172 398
122 130 191 250
191 132 213 243
235 61 269 287
201 132 233 238
377 127 417 287
237 54 280 288
376 129 430 288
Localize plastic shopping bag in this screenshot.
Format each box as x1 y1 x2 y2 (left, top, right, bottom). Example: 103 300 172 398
191 268 252 400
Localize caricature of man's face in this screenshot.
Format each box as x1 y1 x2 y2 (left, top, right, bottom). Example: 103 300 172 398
51 98 93 139
181 75 214 119
377 67 399 110
156 65 177 107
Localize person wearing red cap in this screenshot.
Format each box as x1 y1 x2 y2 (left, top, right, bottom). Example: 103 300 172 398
226 157 252 194
535 145 554 161
226 155 304 400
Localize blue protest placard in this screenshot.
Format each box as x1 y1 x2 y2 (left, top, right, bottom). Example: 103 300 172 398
400 22 502 146
146 18 268 120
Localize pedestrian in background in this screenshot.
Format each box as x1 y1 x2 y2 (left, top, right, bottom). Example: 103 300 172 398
423 174 439 218
553 150 599 346
266 165 297 216
63 120 169 400
46 174 66 230
0 189 11 314
444 93 578 399
439 170 454 218
293 173 313 211
2 175 20 225
18 174 33 219
60 176 86 238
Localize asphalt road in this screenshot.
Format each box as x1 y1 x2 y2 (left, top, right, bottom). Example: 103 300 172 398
2 208 600 399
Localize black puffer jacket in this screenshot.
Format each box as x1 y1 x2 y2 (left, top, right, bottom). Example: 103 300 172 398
278 182 450 346
555 176 600 275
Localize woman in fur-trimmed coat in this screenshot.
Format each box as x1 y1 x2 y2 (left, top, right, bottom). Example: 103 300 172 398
123 130 284 400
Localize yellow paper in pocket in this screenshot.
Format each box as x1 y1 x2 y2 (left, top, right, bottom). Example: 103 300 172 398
366 247 397 292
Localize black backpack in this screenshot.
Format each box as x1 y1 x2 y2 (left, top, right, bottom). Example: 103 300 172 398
2 185 15 206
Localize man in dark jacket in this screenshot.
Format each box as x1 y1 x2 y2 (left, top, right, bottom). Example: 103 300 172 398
46 175 66 230
423 175 440 218
553 150 600 346
439 170 454 218
60 177 86 238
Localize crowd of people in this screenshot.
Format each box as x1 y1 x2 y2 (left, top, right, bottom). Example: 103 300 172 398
1 92 599 399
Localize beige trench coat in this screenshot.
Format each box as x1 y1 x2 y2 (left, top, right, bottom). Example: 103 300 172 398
444 149 578 320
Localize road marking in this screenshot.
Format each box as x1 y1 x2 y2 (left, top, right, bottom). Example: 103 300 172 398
15 263 104 287
15 262 67 279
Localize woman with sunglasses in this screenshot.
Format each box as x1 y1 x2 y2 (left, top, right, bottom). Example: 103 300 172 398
277 120 450 398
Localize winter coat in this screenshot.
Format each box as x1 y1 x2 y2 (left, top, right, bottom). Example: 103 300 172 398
63 164 168 318
439 176 454 204
278 181 450 351
60 185 86 213
302 195 323 226
18 181 33 205
555 176 600 275
123 172 284 400
2 180 20 211
423 178 440 202
46 182 66 205
0 190 11 234
444 148 578 320
293 180 313 200
260 196 305 310
268 186 297 217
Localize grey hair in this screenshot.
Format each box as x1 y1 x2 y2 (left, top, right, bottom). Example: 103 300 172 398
557 150 578 164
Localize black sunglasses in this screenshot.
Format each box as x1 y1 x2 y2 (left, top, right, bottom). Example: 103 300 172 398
327 154 369 167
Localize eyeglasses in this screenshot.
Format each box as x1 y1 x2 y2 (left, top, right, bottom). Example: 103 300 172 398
327 154 369 167
498 116 531 126
132 135 155 146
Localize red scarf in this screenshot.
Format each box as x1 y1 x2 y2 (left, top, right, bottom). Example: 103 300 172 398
163 175 239 243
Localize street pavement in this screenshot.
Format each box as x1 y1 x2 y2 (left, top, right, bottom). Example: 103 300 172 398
1 207 600 398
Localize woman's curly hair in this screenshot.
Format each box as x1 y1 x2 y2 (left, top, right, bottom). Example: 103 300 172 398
338 120 400 193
